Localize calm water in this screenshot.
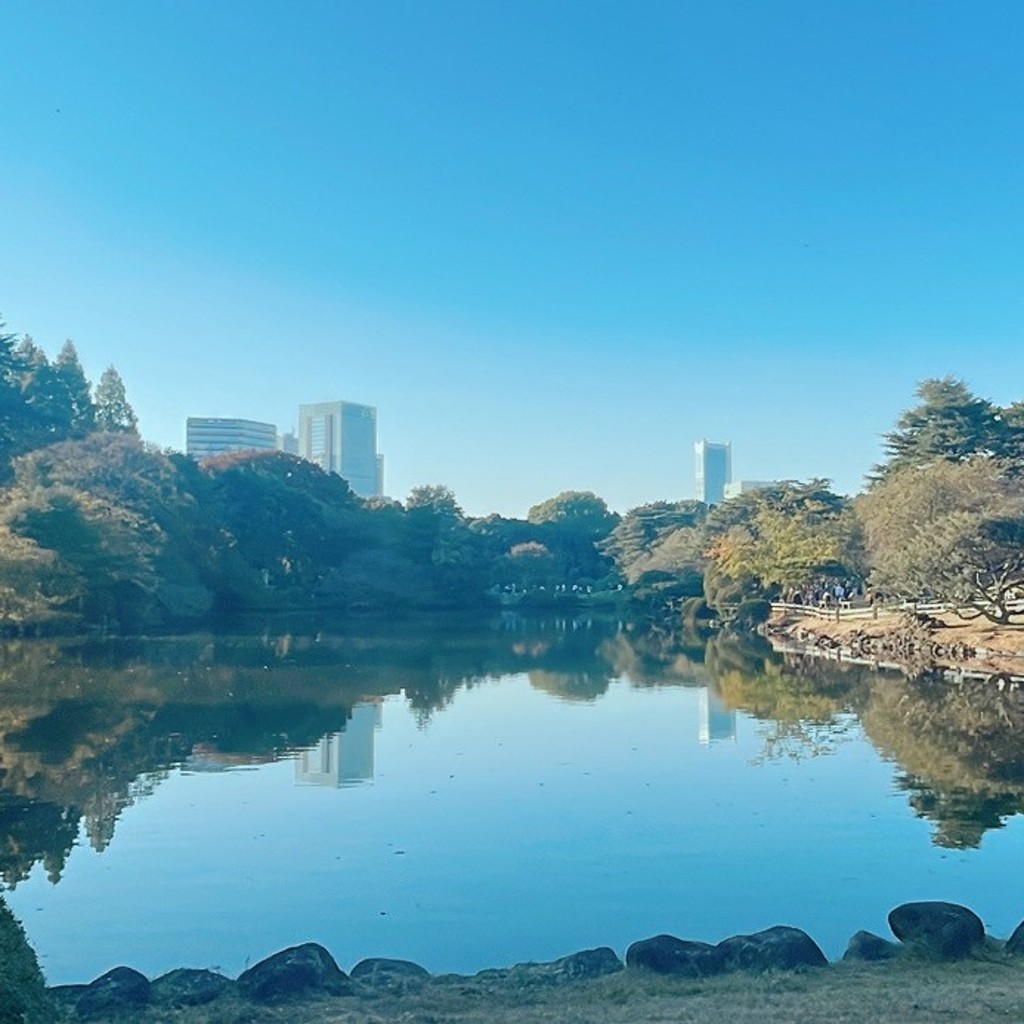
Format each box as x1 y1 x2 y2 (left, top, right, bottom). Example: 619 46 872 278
2 615 1023 984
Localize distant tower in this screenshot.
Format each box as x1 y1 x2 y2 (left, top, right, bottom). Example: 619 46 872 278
297 400 383 498
695 440 732 504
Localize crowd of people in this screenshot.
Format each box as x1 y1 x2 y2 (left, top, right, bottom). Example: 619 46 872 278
782 579 864 608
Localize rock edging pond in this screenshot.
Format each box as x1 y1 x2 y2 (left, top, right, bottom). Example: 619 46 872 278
766 609 1024 683
36 900 1024 1020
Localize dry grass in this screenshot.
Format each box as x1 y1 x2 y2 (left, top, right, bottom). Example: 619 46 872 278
66 960 1024 1024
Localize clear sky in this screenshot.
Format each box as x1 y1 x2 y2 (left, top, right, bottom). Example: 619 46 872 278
2 1 1022 518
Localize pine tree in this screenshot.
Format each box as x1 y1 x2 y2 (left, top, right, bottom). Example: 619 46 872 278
55 341 96 435
15 336 75 447
93 366 138 435
874 377 1010 482
0 320 24 457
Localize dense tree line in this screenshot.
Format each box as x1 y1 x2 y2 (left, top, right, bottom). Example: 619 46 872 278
3 317 1023 631
1 322 135 480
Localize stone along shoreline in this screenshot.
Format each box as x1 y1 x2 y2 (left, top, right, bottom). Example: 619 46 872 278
36 900 1024 1020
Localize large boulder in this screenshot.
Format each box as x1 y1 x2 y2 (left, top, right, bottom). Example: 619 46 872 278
533 947 623 982
238 943 352 1003
151 968 233 1006
717 926 828 971
625 935 723 977
350 958 430 992
841 930 901 962
76 966 151 1018
1005 920 1024 955
474 947 623 987
887 902 985 959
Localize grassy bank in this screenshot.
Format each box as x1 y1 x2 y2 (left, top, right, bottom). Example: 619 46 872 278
55 958 1024 1023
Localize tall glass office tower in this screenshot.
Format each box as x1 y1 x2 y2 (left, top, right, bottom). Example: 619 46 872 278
298 400 383 498
694 439 732 505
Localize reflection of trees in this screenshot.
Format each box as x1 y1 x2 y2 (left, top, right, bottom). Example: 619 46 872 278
0 616 638 881
528 670 610 702
0 792 78 885
5 615 1024 884
706 632 865 762
860 674 1024 848
598 626 707 687
761 630 1024 847
0 636 377 884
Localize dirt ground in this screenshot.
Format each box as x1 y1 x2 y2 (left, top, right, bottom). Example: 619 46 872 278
68 959 1024 1024
770 607 1024 677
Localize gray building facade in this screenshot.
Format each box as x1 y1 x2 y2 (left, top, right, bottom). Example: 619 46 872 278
298 400 383 498
186 417 278 459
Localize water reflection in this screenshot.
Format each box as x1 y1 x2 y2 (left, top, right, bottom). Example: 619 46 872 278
295 702 382 788
699 688 736 745
0 613 1023 899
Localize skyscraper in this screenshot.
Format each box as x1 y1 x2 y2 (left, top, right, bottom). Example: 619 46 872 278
185 417 278 459
297 400 383 498
695 439 731 505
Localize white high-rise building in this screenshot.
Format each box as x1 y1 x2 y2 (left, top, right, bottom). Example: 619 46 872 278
694 439 732 505
297 400 383 498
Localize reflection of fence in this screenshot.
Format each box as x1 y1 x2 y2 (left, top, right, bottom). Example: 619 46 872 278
769 638 1024 687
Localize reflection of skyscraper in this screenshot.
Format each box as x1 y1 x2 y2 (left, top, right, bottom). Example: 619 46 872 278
295 702 382 787
694 439 732 505
297 400 383 498
699 687 736 745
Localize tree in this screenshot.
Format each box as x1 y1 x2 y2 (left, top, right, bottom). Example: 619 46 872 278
702 481 861 610
0 328 97 478
15 336 75 448
874 377 1009 482
527 490 617 533
857 458 1024 622
54 341 96 435
0 321 28 469
93 366 138 434
526 491 619 582
1001 400 1024 465
500 541 557 590
405 484 463 519
600 500 707 584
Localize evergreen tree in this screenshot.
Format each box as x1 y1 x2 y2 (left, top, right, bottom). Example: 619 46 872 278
874 377 1009 482
1000 400 1024 465
55 341 96 435
16 336 74 447
0 321 26 462
93 366 138 435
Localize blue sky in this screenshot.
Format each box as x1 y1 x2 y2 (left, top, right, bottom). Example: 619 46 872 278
2 1 1022 517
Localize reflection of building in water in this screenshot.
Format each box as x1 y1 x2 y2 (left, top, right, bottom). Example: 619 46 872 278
295 702 382 787
699 687 736 745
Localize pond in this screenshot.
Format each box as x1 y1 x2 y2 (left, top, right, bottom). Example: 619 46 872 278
2 614 1024 984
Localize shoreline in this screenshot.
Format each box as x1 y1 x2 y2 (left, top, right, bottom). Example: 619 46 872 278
765 606 1024 681
44 958 1024 1024
33 900 1024 1022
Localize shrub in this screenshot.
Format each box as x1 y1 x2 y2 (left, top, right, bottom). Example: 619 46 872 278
0 895 53 1024
733 598 772 629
